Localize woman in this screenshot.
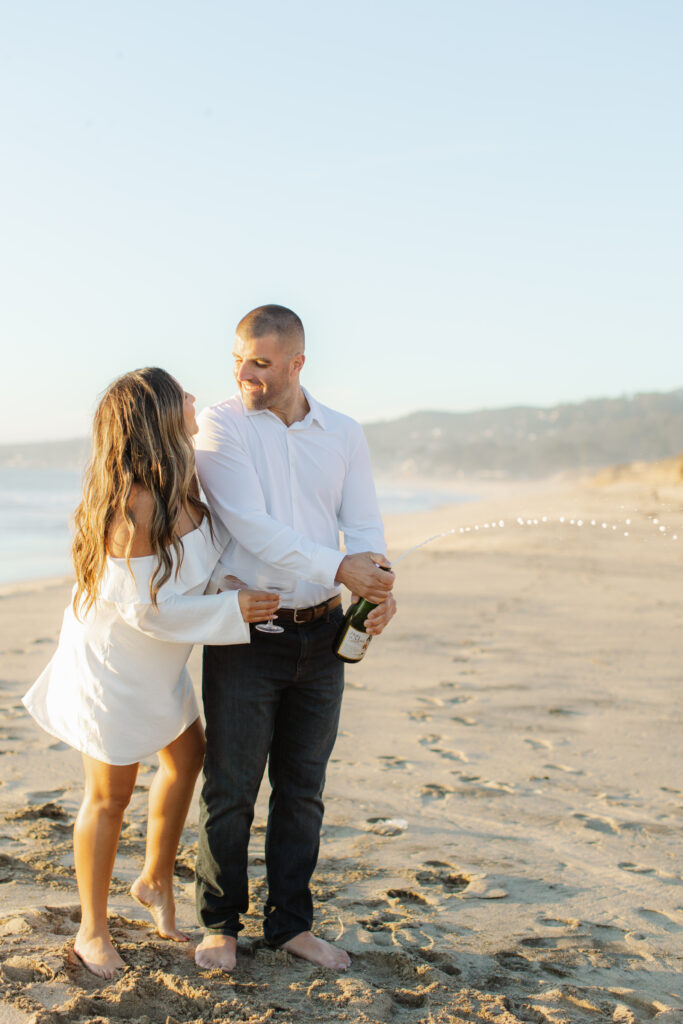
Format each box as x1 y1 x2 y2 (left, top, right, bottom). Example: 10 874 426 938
22 367 278 979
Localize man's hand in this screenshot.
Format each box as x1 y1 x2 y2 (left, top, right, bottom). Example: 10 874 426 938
355 592 397 635
335 552 394 604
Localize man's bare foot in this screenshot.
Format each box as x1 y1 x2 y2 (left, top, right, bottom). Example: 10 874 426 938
281 931 351 970
130 877 189 942
195 933 237 971
69 931 124 980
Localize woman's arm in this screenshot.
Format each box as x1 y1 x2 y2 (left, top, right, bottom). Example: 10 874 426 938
116 588 279 645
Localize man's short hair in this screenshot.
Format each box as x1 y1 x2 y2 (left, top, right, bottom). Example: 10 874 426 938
236 305 305 351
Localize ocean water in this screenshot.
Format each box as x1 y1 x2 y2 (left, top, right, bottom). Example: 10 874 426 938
0 468 474 586
0 467 83 585
374 481 476 516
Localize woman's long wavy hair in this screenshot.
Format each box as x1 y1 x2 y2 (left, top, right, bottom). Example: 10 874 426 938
72 367 211 616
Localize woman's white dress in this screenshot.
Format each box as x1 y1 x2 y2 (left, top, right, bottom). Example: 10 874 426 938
23 518 248 765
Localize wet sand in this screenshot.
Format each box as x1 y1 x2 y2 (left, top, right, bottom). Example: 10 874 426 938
1 479 682 1023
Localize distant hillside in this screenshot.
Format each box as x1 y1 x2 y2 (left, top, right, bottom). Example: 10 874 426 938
362 389 683 479
2 389 683 479
0 437 90 469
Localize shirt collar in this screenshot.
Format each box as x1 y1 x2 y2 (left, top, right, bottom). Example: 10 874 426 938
300 387 327 429
240 386 327 430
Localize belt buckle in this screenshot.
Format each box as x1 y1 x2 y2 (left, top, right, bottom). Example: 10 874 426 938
293 607 310 624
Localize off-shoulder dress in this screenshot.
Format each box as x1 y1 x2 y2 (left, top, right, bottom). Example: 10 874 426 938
22 517 246 765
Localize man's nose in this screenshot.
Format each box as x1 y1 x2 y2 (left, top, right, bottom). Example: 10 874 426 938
236 363 252 381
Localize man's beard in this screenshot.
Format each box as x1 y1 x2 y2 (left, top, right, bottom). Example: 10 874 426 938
240 387 269 410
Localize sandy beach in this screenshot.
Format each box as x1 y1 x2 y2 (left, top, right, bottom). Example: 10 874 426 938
1 478 681 1024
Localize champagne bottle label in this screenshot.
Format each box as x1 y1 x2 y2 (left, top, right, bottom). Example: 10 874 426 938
336 624 372 661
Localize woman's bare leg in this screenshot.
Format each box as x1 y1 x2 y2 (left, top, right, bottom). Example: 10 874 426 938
131 718 205 940
73 754 138 978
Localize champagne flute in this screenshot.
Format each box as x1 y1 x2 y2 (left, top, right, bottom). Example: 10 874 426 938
254 583 288 634
251 570 295 634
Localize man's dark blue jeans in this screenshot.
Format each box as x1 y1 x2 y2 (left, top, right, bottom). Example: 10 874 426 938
195 607 345 946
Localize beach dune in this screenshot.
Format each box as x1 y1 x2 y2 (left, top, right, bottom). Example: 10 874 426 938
1 479 681 1023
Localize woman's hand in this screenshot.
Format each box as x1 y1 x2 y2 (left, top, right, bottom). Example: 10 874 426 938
237 589 281 623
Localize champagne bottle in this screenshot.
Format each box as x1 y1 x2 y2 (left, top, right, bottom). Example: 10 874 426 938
333 566 392 663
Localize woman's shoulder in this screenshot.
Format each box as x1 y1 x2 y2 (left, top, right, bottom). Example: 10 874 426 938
107 485 153 558
107 485 203 559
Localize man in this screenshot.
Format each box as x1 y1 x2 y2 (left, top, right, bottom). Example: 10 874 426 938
193 304 396 971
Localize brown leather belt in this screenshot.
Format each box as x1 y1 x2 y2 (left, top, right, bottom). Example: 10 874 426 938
274 594 342 625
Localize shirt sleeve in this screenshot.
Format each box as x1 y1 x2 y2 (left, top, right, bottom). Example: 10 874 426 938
195 410 345 586
116 589 250 645
338 424 387 557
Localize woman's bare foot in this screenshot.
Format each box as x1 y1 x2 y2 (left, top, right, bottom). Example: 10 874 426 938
281 931 351 970
69 931 124 980
130 876 189 941
194 933 237 971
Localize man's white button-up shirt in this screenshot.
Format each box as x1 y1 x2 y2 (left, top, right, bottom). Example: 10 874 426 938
194 388 386 609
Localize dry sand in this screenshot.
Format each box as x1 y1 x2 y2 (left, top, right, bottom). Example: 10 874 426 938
1 479 682 1024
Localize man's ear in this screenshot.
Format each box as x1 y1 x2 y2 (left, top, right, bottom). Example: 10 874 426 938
292 353 306 374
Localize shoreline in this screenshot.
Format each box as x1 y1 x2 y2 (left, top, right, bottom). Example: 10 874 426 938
0 476 595 594
0 575 74 599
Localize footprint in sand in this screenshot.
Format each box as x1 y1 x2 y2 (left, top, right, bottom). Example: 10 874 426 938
572 812 620 835
417 732 469 763
519 920 630 967
418 948 461 976
358 910 402 932
0 852 40 885
416 696 447 707
432 747 469 763
346 950 446 1009
420 783 455 802
537 916 581 928
385 888 429 907
524 738 553 751
491 920 667 1021
619 863 683 884
414 861 471 893
448 773 514 798
619 862 655 876
543 763 585 775
637 908 683 932
418 733 442 746
5 801 69 822
366 817 408 836
27 788 67 802
378 755 412 771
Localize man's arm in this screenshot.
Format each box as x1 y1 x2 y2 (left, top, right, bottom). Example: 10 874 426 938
196 416 344 586
335 423 395 608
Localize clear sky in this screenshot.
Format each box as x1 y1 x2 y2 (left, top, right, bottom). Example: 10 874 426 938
1 1 681 443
